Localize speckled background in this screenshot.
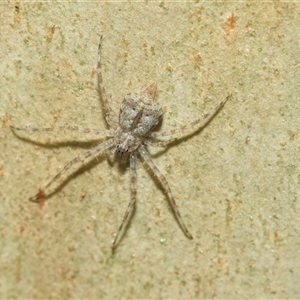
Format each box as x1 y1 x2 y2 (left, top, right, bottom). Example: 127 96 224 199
0 2 299 298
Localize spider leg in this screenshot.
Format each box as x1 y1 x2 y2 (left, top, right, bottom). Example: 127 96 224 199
148 93 231 147
112 152 137 251
10 125 114 139
138 145 193 240
97 36 118 127
29 139 114 202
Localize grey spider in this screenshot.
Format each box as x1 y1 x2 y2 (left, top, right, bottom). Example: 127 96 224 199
10 37 230 251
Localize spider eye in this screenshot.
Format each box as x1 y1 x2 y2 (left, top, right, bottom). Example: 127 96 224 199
117 145 128 154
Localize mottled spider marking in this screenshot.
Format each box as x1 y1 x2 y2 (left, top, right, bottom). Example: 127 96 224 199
10 36 230 251
114 84 163 154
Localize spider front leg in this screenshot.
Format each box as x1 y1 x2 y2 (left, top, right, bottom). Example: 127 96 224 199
97 36 118 127
139 145 193 240
112 152 138 251
29 139 114 202
148 93 231 147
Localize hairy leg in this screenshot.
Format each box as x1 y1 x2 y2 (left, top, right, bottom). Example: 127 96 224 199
139 145 193 239
29 139 114 201
148 93 231 147
97 36 118 127
10 124 113 139
112 152 138 251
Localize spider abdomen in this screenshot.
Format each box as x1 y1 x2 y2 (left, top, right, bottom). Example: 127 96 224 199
119 93 163 137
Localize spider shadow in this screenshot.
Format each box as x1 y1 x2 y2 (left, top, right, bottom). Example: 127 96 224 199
150 106 222 158
11 130 107 202
10 129 105 150
12 129 137 251
41 153 107 202
142 108 225 232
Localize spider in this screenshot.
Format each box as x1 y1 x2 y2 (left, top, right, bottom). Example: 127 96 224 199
10 37 230 251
